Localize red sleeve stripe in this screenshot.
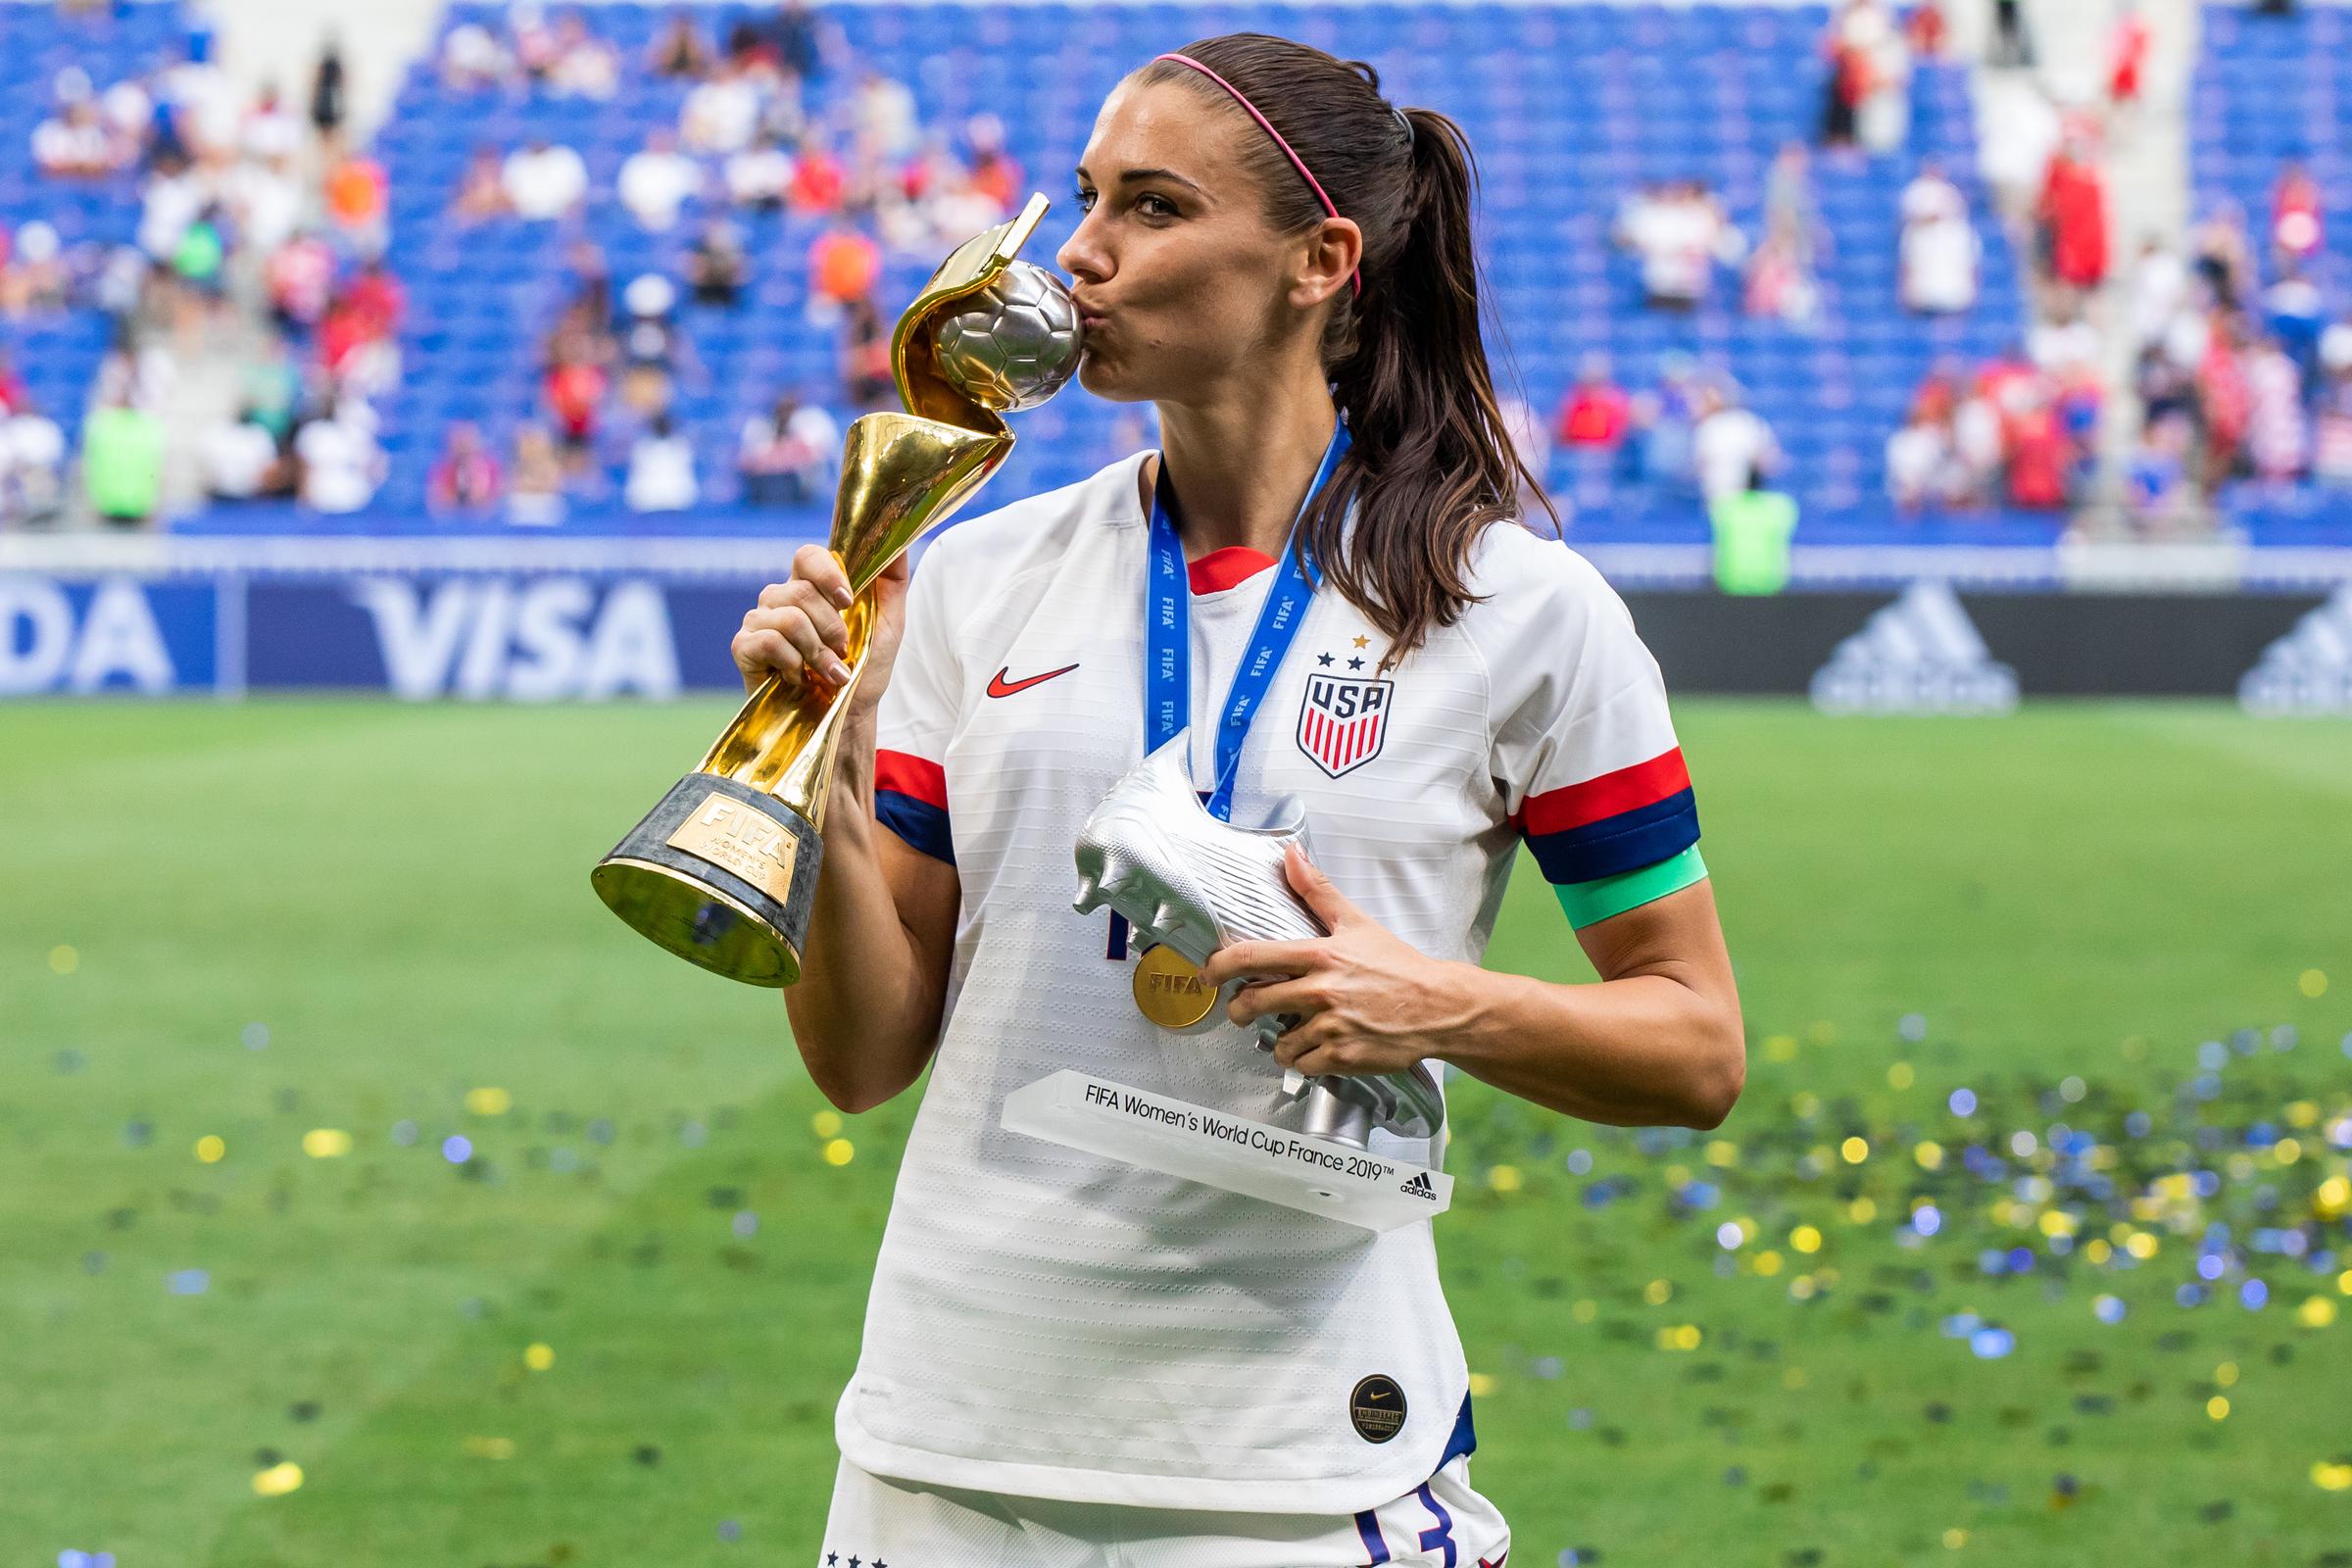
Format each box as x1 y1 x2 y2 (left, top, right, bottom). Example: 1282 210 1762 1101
874 749 948 810
1513 747 1691 836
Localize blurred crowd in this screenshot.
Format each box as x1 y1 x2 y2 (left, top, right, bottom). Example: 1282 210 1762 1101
495 237 849 521
1885 339 2099 512
1932 0 2352 532
1521 352 1787 517
1879 0 2145 519
1819 0 1943 155
1867 0 2139 517
7 8 385 525
1880 151 2104 514
10 26 371 523
3 0 2341 536
1594 0 2271 527
2116 170 2352 528
3 0 1017 529
1597 1 2002 516
410 0 1027 523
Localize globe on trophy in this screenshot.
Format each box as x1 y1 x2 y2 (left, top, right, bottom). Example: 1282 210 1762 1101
589 194 1081 986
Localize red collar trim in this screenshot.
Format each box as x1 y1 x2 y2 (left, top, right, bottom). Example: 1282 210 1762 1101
1186 546 1278 595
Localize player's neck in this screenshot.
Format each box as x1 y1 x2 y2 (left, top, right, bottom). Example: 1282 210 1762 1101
1151 376 1339 562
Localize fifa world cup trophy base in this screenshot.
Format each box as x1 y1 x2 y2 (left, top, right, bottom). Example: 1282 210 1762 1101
590 773 825 986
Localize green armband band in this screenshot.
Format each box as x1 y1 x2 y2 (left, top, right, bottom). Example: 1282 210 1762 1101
1553 845 1708 929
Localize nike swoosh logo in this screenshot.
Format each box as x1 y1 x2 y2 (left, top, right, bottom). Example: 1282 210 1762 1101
986 662 1079 699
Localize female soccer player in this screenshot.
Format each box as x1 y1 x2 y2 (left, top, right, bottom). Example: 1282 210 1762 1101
733 33 1744 1567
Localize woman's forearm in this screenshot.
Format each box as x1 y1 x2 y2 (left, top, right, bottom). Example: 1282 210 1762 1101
782 710 949 1112
1434 966 1744 1131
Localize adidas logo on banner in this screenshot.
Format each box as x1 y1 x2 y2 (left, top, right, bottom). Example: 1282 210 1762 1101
2239 584 2352 715
1400 1171 1439 1200
1810 581 2019 714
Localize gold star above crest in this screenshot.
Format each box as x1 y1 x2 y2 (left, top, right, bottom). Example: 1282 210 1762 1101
1351 635 1370 649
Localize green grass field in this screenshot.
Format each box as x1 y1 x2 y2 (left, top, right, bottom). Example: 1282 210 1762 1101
4 698 2349 1568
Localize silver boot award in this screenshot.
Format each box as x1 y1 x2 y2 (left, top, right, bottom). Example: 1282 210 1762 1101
998 423 1453 1233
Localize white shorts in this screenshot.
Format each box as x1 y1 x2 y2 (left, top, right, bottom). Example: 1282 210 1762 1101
816 1450 1510 1568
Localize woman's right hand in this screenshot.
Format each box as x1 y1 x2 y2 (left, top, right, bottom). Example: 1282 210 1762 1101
731 543 911 709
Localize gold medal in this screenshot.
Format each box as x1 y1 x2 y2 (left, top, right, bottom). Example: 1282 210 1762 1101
1132 943 1218 1029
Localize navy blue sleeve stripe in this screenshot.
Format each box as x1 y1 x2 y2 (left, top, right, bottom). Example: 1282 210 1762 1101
1524 790 1699 885
875 791 955 866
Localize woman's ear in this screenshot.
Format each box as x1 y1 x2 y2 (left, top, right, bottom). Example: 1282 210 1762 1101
1290 216 1361 310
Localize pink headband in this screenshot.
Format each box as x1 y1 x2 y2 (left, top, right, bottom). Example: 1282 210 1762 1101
1153 50 1361 298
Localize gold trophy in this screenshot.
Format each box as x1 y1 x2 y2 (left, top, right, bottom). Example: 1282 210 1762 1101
591 194 1081 985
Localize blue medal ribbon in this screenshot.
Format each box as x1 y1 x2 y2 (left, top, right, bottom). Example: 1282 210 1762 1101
1143 420 1350 821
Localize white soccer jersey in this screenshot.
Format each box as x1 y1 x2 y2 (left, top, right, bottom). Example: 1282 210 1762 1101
849 450 1704 1515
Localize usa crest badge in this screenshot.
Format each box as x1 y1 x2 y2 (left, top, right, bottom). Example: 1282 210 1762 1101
1298 672 1393 777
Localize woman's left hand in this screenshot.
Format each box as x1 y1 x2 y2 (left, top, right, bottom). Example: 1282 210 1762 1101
1196 845 1480 1079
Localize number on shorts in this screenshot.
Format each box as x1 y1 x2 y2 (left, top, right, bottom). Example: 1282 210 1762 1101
1414 1482 1457 1568
1357 1486 1457 1568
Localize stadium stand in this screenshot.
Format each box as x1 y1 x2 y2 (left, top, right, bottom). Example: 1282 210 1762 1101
21 1 2339 551
2184 1 2352 549
290 2 2045 542
0 3 184 449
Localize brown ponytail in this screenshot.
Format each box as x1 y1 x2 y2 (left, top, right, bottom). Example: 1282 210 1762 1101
1135 34 1556 666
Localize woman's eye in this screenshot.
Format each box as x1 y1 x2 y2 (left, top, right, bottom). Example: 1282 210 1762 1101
1074 187 1097 213
1138 193 1177 218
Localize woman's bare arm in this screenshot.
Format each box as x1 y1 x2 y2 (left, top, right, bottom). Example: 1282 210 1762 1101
1204 850 1745 1131
782 705 959 1112
732 545 959 1113
1440 879 1744 1129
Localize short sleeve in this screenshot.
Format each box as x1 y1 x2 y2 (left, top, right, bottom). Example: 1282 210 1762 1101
872 543 961 865
1487 544 1705 928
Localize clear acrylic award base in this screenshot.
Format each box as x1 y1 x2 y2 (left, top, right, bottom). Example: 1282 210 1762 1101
1003 1070 1454 1233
